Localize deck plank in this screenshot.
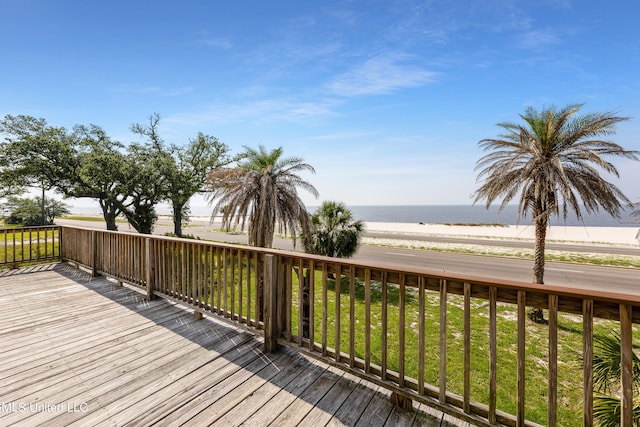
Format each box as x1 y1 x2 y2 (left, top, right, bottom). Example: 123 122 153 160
154 349 290 426
300 368 361 426
0 263 465 427
326 375 378 426
210 349 315 426
268 366 344 425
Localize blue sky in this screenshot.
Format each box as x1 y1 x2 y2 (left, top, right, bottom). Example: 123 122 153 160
2 0 639 211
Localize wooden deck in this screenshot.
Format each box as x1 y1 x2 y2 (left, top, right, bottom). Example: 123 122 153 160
0 263 468 427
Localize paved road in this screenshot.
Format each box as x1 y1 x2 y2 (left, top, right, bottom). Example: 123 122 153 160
56 218 640 295
366 231 640 256
353 245 640 295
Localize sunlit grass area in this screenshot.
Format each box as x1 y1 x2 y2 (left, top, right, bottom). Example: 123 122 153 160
287 272 640 426
0 229 59 268
189 253 637 426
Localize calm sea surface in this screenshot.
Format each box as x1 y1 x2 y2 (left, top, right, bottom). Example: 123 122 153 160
337 205 639 227
72 203 639 228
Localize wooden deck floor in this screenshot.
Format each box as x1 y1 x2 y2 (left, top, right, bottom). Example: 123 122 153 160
0 263 468 427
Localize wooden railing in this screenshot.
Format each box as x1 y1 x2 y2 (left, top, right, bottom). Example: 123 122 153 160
0 225 60 269
56 226 640 427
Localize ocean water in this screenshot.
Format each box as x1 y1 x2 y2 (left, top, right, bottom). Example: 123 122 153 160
70 203 640 228
341 205 640 227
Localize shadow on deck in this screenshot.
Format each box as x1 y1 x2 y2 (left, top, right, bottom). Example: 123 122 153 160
0 263 468 426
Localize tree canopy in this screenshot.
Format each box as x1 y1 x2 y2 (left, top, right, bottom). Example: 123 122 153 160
131 114 234 236
0 113 233 235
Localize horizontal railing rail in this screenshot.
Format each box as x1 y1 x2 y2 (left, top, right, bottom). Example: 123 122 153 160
57 226 640 427
0 225 61 269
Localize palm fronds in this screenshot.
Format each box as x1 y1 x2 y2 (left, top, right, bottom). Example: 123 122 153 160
474 104 639 285
206 145 317 248
592 332 640 426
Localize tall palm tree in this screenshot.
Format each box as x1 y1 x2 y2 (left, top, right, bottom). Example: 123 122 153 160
474 104 638 320
302 201 365 258
206 145 318 248
207 145 317 322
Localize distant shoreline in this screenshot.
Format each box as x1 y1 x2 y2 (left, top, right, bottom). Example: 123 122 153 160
67 203 640 228
62 213 640 246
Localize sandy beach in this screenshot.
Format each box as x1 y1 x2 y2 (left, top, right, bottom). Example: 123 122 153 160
195 215 639 246
60 213 640 247
364 221 640 246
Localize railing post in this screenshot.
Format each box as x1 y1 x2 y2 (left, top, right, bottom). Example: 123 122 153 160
57 226 63 262
620 304 633 427
264 253 280 353
91 230 98 277
583 299 593 426
145 237 154 301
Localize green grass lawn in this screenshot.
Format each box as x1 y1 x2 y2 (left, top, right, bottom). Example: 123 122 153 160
189 254 636 426
0 229 59 266
286 272 637 426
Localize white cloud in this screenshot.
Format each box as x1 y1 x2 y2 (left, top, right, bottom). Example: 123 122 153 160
517 30 559 50
165 98 339 128
327 55 437 97
113 84 195 97
201 37 233 50
307 130 374 141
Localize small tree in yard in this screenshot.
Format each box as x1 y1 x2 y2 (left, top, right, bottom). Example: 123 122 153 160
592 333 640 427
299 201 364 337
206 145 318 249
5 196 70 225
302 201 364 258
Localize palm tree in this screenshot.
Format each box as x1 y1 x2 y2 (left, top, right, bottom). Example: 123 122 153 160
474 104 639 321
206 145 318 248
299 201 364 337
302 201 365 258
206 146 318 321
592 333 640 426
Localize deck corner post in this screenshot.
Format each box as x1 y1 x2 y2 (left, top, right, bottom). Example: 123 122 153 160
91 230 98 277
391 392 413 411
264 253 280 353
145 237 154 301
57 226 64 261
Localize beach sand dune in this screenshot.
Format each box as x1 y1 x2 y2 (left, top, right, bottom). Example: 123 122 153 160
364 222 640 246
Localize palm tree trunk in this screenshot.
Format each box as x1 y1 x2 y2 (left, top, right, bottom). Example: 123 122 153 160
256 255 264 322
530 208 548 323
533 214 547 285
